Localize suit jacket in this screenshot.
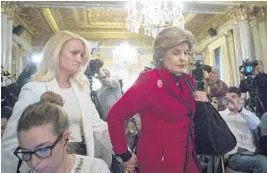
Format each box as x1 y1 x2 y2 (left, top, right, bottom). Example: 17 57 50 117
1 78 113 173
107 68 201 173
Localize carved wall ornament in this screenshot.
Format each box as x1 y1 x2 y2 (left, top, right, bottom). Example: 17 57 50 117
1 1 18 20
228 4 253 24
239 4 252 21
228 10 239 25
87 10 126 25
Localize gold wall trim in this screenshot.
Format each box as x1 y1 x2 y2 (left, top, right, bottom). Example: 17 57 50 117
40 8 59 33
185 14 197 23
73 30 147 39
51 9 65 29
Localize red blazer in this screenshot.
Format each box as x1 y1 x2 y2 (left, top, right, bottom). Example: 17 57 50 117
107 68 202 173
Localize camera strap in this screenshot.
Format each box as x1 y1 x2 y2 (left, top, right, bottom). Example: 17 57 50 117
16 159 22 173
156 70 195 173
156 71 192 112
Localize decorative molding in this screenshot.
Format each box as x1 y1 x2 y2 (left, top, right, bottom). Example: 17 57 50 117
14 13 34 36
72 9 81 26
228 4 254 25
195 14 229 42
72 29 153 41
12 34 32 52
184 14 197 24
50 9 65 30
81 10 126 29
40 8 59 33
196 20 233 53
1 1 17 20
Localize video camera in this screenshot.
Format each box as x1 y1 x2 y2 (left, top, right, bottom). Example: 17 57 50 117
191 60 212 81
239 60 259 93
84 59 104 78
238 59 266 115
191 60 212 91
239 59 259 76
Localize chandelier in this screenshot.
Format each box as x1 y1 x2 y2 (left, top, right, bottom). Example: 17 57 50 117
112 42 138 66
126 0 185 38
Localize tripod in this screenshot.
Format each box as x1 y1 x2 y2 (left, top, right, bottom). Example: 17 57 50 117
87 75 106 121
245 90 265 118
195 79 205 91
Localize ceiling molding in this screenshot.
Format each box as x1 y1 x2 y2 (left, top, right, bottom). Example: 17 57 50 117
72 9 80 26
14 13 34 36
16 1 244 14
184 14 197 23
40 8 59 33
194 14 224 36
50 9 65 30
74 30 149 39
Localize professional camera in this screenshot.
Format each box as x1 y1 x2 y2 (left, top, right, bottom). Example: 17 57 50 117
84 59 104 78
84 59 104 92
191 60 212 91
239 59 259 93
239 59 265 115
239 59 259 76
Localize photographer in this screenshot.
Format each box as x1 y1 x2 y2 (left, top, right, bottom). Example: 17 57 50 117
239 60 267 116
96 68 122 121
254 61 267 114
205 66 228 111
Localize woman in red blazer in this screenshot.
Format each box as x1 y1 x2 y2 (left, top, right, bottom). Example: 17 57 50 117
107 26 208 173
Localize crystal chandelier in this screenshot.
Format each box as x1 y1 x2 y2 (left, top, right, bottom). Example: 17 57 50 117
126 0 185 38
112 42 138 66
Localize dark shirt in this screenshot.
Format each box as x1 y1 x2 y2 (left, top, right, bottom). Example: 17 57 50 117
171 73 183 92
255 73 267 114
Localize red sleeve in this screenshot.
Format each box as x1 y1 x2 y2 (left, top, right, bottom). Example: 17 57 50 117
107 72 152 154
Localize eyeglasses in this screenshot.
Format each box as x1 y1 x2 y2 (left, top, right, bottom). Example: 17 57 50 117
14 133 63 161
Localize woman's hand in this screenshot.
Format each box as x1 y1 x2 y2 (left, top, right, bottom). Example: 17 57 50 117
124 153 138 172
194 91 208 102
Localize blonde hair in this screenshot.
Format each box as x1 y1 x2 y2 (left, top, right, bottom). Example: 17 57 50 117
17 91 69 135
32 31 91 88
153 26 196 69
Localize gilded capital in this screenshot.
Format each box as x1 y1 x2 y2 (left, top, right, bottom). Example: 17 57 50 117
1 1 18 20
228 10 239 25
229 4 252 24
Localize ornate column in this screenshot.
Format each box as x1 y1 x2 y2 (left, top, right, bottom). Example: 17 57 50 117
229 10 243 67
229 10 242 82
1 13 7 70
230 5 257 62
6 18 13 75
1 2 17 85
239 5 256 61
252 6 267 66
